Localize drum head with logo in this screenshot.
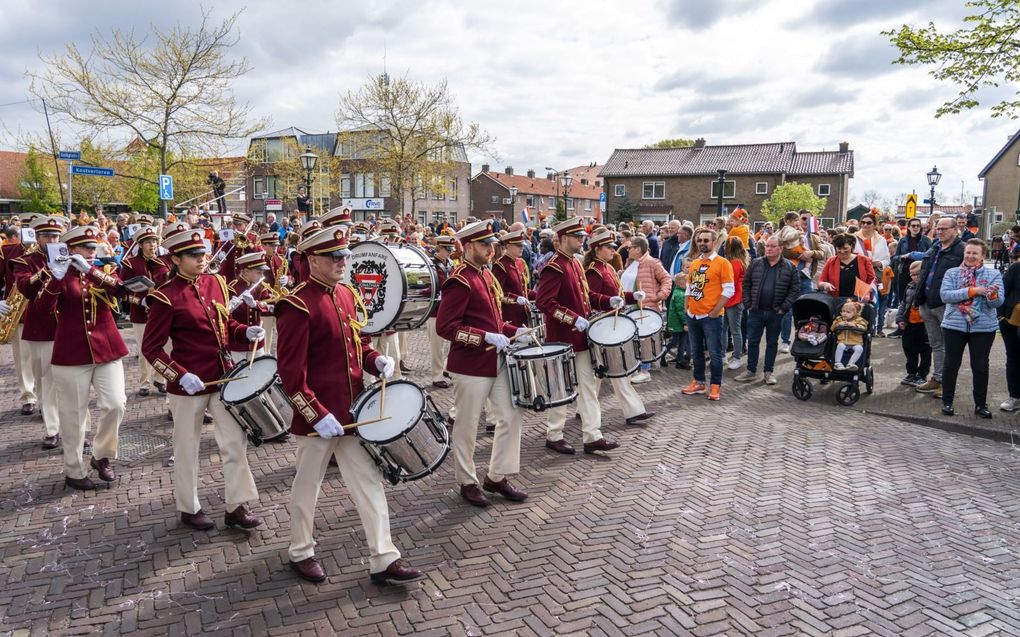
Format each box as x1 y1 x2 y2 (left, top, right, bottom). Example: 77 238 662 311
627 309 664 337
347 241 405 333
221 356 279 404
353 380 425 443
587 313 637 346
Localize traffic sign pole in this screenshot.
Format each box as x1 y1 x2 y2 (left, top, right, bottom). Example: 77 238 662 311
67 160 73 216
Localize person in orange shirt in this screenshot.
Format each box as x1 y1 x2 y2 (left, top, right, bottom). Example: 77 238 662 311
681 228 734 401
895 260 931 386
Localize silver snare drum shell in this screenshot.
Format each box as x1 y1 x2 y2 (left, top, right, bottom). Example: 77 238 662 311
351 380 450 485
527 302 546 343
505 342 577 412
627 308 666 363
586 312 640 378
219 356 293 446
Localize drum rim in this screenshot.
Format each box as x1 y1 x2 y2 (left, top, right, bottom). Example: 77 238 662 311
587 312 638 345
507 341 573 359
626 308 665 336
350 241 438 334
349 378 428 443
220 355 280 404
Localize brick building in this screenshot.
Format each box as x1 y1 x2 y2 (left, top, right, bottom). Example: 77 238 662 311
469 166 603 226
599 139 854 228
978 129 1020 228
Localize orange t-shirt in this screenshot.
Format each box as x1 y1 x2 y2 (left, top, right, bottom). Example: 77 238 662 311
686 255 735 316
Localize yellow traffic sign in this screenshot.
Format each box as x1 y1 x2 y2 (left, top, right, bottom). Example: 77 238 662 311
905 193 918 219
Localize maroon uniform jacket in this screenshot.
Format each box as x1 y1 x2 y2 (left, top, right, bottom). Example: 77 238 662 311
262 250 284 289
274 277 382 433
118 253 172 324
13 249 59 342
429 255 453 318
436 261 519 377
585 259 637 303
492 253 534 327
290 251 310 287
1 243 24 299
37 265 129 366
218 232 260 282
226 278 271 352
535 250 615 353
142 273 250 396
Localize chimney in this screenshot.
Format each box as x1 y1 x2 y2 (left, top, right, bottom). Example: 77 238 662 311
546 172 554 180
839 141 850 153
481 163 490 173
526 169 535 178
504 166 514 175
694 138 706 148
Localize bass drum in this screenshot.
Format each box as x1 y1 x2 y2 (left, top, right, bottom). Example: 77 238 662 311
346 241 438 334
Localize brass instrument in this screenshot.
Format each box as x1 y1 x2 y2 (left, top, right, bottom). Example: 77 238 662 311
267 254 289 301
0 288 29 344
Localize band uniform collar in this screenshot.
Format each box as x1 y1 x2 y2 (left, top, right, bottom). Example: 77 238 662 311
308 273 336 292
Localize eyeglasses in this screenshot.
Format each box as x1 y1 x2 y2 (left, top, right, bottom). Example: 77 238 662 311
860 220 874 225
909 224 921 228
936 226 954 232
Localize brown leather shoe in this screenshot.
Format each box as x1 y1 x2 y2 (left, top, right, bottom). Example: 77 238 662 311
485 424 496 433
181 510 215 530
583 438 620 454
482 477 528 502
138 387 151 397
42 435 60 450
90 457 116 482
65 475 95 491
370 558 425 585
626 412 655 425
431 380 451 389
460 483 490 507
203 411 214 424
21 403 36 415
545 439 575 455
154 381 167 394
399 361 411 373
290 557 327 583
225 505 262 530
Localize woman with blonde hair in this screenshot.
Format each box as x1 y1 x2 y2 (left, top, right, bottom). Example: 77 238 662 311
724 236 749 369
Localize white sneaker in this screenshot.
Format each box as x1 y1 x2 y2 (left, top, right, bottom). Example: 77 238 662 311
1000 397 1020 412
834 362 845 370
734 370 760 382
780 343 791 354
763 372 777 385
630 371 651 384
727 357 743 370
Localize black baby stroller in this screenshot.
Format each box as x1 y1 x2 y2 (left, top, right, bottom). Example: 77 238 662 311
790 292 874 406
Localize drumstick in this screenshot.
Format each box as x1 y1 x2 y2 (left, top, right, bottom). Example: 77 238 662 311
379 376 387 415
307 416 392 436
613 307 620 329
203 375 249 387
247 334 258 367
484 326 539 351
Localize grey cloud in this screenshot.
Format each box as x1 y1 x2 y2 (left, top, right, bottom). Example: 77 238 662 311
654 68 751 96
814 34 899 79
663 0 755 30
788 0 928 28
790 87 857 109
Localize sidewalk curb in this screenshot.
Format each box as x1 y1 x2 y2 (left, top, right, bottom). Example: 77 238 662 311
865 409 1019 445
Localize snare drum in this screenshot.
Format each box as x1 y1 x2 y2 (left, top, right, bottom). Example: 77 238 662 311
587 312 640 378
352 380 450 485
527 302 546 343
346 241 438 334
506 343 577 411
627 308 666 363
220 356 292 446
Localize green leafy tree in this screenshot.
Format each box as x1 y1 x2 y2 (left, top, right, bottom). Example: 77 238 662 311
554 197 567 222
884 0 1020 118
18 147 61 213
612 194 639 223
644 138 696 149
761 182 827 223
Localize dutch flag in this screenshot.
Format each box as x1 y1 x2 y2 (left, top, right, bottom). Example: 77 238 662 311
521 207 529 224
805 214 819 234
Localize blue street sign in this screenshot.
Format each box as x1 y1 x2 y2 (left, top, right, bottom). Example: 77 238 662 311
70 165 114 177
159 174 174 200
599 191 607 202
923 198 931 204
58 150 81 161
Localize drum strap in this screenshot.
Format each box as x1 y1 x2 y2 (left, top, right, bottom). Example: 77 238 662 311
342 284 369 362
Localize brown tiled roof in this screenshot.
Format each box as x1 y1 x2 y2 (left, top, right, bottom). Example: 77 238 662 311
0 150 29 200
895 204 972 216
600 143 853 178
476 171 603 200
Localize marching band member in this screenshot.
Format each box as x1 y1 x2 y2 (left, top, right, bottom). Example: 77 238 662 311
493 228 534 329
142 229 265 531
9 215 66 446
436 220 530 507
318 205 353 229
274 227 423 585
157 221 192 271
1 214 39 416
536 217 632 455
119 226 172 396
428 235 455 389
583 227 654 425
289 221 322 287
350 221 370 245
214 213 260 282
227 251 272 362
258 231 285 351
37 225 128 490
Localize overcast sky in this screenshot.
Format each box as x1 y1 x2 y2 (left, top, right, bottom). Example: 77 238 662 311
0 0 1015 208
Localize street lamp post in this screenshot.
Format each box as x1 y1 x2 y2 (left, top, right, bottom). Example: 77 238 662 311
299 147 318 218
508 185 518 225
716 169 728 216
560 174 573 220
926 165 942 217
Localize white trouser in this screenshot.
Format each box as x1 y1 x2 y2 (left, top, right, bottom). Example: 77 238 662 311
288 435 400 572
26 340 58 436
262 315 276 354
398 330 409 359
546 349 603 444
167 393 259 514
229 349 266 363
450 364 523 485
372 333 402 380
426 317 448 383
131 323 155 387
52 361 126 480
602 376 646 420
12 324 36 404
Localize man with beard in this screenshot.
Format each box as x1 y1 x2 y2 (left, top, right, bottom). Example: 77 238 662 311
681 228 734 402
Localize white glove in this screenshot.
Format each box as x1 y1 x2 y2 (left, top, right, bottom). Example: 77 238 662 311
265 303 275 314
240 290 257 308
484 332 511 351
514 326 533 345
213 252 227 264
609 296 625 309
574 316 590 332
140 296 150 310
180 372 205 395
69 254 91 273
246 325 265 342
0 300 10 316
278 275 289 287
633 290 646 303
375 355 395 379
49 260 69 281
228 296 242 312
515 296 528 305
313 413 344 439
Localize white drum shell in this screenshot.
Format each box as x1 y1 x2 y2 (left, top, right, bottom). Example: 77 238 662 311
627 309 666 363
346 241 438 334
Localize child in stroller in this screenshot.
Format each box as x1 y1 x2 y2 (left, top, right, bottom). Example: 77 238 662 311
832 301 869 370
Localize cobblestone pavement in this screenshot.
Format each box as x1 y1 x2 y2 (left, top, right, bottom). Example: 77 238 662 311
1 328 1019 636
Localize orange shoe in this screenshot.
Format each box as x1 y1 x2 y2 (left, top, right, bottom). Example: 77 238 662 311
707 384 721 401
681 380 707 395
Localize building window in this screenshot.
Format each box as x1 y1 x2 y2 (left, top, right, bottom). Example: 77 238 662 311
817 184 831 196
820 217 835 228
710 180 736 199
755 182 768 195
380 175 392 197
340 174 351 198
418 211 427 225
490 195 499 204
253 177 264 199
566 198 575 210
642 182 665 199
448 178 458 200
700 213 716 225
584 200 592 211
526 195 535 207
614 184 625 197
449 213 457 225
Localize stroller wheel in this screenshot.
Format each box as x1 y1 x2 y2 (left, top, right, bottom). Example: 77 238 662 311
865 368 874 394
792 378 812 401
836 383 860 406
